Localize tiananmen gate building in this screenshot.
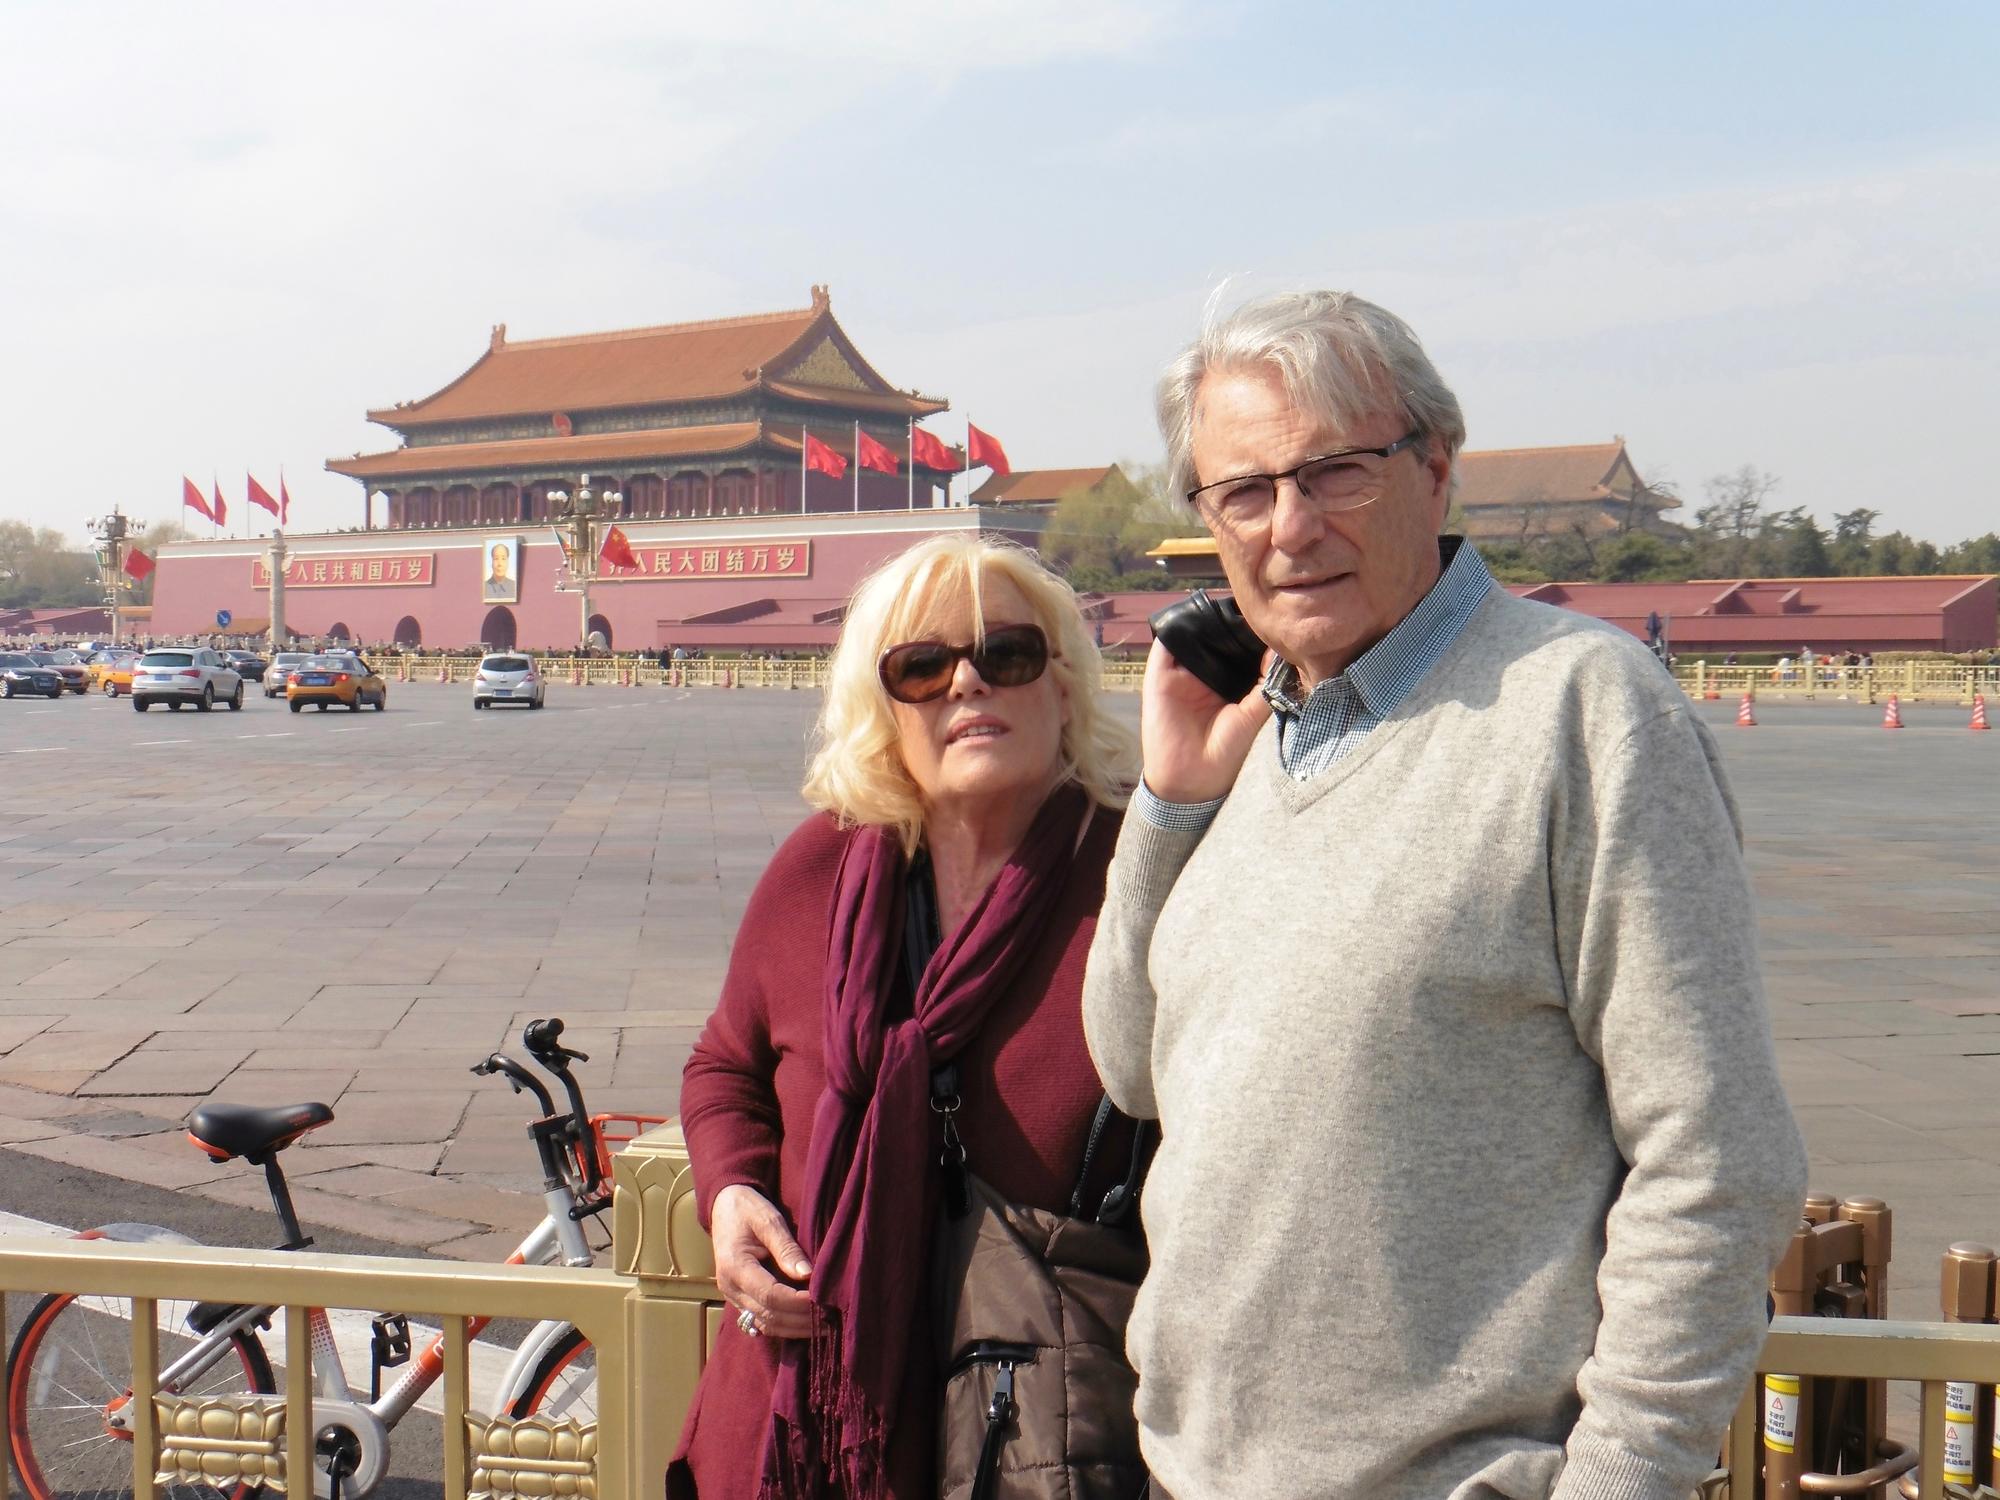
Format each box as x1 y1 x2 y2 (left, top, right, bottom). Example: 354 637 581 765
148 289 1058 652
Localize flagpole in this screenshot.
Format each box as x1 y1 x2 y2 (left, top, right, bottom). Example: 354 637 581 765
907 417 915 511
852 421 860 513
800 425 808 515
963 426 972 511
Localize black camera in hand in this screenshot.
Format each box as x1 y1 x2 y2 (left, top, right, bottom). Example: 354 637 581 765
1147 590 1267 703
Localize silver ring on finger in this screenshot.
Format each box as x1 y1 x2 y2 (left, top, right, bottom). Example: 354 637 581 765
738 1307 760 1337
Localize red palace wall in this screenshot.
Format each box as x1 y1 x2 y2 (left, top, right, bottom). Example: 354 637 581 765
150 509 1045 652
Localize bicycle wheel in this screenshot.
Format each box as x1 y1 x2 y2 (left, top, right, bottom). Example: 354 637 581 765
506 1326 597 1424
8 1290 277 1500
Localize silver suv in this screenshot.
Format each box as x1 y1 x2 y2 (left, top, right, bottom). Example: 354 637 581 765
472 653 545 709
131 648 244 712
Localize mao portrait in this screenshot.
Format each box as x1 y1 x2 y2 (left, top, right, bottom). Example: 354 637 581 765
483 537 521 603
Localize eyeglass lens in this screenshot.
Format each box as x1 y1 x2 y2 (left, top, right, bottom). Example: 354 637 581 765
1206 451 1388 523
881 624 1049 702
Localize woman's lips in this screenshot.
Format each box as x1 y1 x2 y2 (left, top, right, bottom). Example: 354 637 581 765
946 717 1009 745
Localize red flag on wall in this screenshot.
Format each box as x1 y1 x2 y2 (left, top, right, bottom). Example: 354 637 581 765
211 479 228 528
599 524 639 572
247 474 280 517
967 424 1010 477
856 429 899 475
910 427 955 470
122 547 156 582
182 476 215 523
804 432 848 479
279 473 292 525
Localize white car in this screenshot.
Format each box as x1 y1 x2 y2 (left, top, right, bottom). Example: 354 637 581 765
472 654 545 709
131 648 244 712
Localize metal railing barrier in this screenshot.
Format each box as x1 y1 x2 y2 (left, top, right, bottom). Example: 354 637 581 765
17 1159 2000 1500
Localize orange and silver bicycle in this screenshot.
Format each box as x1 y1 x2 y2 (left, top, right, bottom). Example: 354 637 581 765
5 1016 664 1500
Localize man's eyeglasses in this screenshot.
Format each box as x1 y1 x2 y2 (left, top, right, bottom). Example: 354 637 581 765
877 623 1051 704
1186 431 1423 529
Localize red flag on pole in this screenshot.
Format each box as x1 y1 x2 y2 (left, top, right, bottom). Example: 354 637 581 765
122 547 156 582
856 429 899 475
804 432 848 479
910 427 955 470
279 473 292 525
247 474 280 518
967 423 1011 476
599 524 639 572
182 476 215 523
211 479 228 529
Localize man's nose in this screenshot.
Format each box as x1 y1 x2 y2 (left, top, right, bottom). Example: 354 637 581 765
1268 475 1325 553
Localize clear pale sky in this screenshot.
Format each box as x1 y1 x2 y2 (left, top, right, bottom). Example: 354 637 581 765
3 1 1994 545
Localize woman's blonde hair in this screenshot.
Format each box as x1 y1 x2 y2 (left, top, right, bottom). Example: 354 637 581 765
803 534 1136 853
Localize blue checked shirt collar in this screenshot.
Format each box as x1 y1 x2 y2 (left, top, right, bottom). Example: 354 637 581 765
1262 536 1493 776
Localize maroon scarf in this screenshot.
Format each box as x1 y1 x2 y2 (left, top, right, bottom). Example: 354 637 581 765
759 782 1089 1499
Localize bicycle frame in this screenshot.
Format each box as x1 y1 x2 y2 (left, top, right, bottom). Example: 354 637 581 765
140 1194 589 1434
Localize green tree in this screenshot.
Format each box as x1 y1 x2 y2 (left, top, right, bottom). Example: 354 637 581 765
1595 532 1694 583
1829 508 1879 575
1692 465 1781 576
1040 464 1202 587
0 521 97 609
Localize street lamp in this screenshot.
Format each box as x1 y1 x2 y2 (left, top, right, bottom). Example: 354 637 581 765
83 509 129 646
549 473 622 651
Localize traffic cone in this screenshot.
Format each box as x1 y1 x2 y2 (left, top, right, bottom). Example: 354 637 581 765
1882 694 1904 730
1736 692 1756 727
1972 694 1991 732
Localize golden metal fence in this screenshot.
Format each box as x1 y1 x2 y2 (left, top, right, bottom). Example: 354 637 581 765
5 1137 2000 1500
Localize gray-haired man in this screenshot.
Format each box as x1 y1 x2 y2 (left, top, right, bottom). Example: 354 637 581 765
1083 291 1805 1500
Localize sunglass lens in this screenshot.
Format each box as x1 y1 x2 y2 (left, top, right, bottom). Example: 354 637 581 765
975 626 1048 687
883 643 954 702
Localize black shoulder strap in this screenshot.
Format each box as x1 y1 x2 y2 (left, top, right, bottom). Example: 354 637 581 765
1069 1095 1157 1227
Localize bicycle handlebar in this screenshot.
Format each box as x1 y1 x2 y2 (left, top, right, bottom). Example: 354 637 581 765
521 1018 600 1191
470 1054 558 1117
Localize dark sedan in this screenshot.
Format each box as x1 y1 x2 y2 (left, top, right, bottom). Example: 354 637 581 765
0 653 65 699
223 650 269 682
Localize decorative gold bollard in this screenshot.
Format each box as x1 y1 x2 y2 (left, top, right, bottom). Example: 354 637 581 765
612 1122 722 1500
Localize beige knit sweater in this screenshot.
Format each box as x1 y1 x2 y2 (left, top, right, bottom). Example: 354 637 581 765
1083 589 1805 1500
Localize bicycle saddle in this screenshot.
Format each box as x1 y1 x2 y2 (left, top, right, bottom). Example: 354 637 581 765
186 1101 335 1162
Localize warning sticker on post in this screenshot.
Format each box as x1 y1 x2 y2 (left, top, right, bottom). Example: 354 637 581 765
1945 1381 1978 1483
1763 1374 1801 1454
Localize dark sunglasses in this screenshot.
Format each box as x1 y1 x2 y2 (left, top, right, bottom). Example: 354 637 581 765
877 623 1052 704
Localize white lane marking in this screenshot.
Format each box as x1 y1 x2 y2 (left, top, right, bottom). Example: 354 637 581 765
26 709 58 715
12 747 59 753
136 738 190 746
0 1206 523 1415
263 732 294 738
406 720 440 727
331 727 365 733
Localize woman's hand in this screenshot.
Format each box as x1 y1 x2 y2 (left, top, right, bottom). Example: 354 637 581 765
1139 638 1274 805
712 1184 814 1340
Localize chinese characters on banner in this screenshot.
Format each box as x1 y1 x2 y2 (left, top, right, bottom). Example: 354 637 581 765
252 554 436 588
596 541 812 581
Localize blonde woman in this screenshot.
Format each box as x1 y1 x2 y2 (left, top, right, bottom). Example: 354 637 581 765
669 535 1140 1500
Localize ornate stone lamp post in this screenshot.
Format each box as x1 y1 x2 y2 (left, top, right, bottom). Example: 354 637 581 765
84 508 129 645
548 474 622 652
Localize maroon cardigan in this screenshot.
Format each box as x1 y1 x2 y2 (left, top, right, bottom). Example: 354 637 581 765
669 803 1130 1500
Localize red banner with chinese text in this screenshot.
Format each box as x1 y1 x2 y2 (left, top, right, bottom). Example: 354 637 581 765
595 540 812 582
252 553 436 588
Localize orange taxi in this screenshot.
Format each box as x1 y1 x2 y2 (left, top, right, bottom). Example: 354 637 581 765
286 654 388 713
87 651 142 697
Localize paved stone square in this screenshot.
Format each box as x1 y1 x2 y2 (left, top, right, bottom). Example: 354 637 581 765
1 680 1997 1313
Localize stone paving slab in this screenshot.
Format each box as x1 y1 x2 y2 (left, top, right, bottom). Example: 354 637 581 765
1 685 1997 1297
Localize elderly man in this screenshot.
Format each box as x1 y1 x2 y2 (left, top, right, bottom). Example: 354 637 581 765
1083 291 1805 1500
